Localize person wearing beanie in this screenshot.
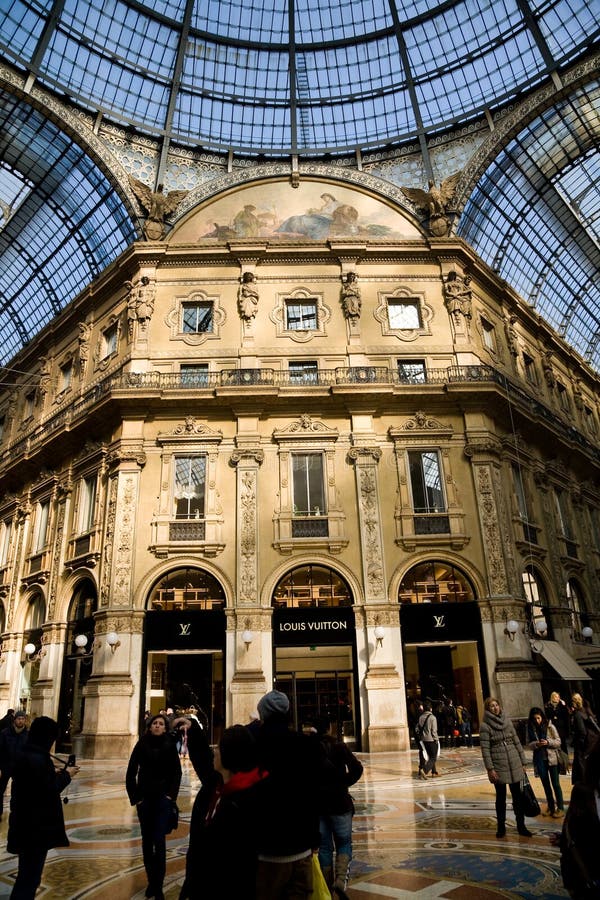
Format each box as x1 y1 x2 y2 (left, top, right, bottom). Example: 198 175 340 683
7 715 79 899
253 689 323 899
126 713 182 900
0 709 29 818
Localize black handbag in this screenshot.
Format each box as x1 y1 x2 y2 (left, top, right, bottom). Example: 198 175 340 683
557 748 570 775
520 773 541 818
165 800 179 834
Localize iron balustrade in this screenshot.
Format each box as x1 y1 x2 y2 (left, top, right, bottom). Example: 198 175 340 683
169 520 206 542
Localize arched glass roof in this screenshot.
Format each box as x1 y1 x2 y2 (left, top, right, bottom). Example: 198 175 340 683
0 1 598 371
2 0 598 154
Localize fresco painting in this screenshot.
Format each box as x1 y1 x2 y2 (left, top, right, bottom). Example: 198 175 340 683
172 181 421 243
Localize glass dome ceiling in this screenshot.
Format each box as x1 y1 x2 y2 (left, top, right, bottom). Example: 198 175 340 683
0 0 599 370
2 0 598 154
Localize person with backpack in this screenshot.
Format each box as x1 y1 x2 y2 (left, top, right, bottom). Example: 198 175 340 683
315 716 363 899
416 701 439 779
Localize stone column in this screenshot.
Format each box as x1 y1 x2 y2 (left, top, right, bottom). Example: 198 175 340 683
348 445 407 752
29 622 68 718
228 446 268 724
78 444 146 758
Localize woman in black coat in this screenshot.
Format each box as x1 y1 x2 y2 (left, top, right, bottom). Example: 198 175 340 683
570 693 600 785
126 714 181 900
7 716 79 900
561 737 600 897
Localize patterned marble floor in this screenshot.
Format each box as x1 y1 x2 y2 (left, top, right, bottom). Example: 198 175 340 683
0 746 569 899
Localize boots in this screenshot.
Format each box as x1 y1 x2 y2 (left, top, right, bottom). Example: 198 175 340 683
516 815 532 837
334 853 351 898
322 865 334 889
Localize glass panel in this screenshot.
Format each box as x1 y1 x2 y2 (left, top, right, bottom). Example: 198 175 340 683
397 360 426 383
398 560 475 604
183 303 213 333
408 451 445 513
174 456 206 518
34 501 49 552
292 453 325 515
388 300 420 329
180 364 209 385
286 301 317 331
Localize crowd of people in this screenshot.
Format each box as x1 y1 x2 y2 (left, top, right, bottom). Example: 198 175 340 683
129 691 363 899
2 685 600 899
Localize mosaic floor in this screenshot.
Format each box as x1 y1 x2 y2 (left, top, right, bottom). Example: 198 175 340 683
0 746 569 899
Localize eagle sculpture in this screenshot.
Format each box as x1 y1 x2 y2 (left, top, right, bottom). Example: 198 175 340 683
400 171 462 235
128 175 189 240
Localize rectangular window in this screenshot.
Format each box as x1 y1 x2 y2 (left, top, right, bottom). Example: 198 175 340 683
557 382 570 411
408 450 445 512
180 364 209 386
24 393 34 418
289 361 318 383
103 323 118 358
481 318 495 350
60 361 72 391
388 299 420 330
174 456 206 519
584 406 597 434
589 506 600 552
512 464 528 518
554 490 574 542
78 476 96 533
0 417 4 442
0 520 11 566
285 300 318 331
397 359 426 383
33 500 50 553
523 353 537 385
183 302 214 334
292 453 326 515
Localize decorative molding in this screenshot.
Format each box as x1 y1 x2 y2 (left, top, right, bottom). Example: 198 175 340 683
273 415 339 441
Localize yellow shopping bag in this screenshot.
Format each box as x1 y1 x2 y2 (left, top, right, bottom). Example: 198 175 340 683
311 853 332 900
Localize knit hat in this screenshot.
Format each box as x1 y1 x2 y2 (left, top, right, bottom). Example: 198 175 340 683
28 716 59 751
257 690 290 722
13 710 27 719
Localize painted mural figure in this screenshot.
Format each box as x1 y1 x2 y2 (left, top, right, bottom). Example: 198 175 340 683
277 192 341 239
233 204 261 237
238 272 259 320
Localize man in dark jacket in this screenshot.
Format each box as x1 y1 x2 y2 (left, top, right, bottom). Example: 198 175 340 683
0 710 28 817
254 690 322 900
7 715 79 899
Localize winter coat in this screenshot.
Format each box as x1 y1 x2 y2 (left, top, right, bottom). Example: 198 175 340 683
572 710 600 757
184 767 265 898
560 782 600 897
417 711 438 742
527 720 561 768
126 732 181 806
480 709 526 785
7 741 71 854
317 734 363 815
253 720 321 858
545 700 570 741
0 725 28 776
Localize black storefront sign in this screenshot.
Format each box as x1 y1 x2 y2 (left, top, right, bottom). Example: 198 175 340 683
145 609 225 651
273 606 355 647
400 601 481 643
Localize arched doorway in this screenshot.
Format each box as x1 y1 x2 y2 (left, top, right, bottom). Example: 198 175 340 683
56 579 97 751
399 560 487 742
271 564 358 746
143 566 226 743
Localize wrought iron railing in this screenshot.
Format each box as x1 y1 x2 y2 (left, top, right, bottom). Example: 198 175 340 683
413 514 450 535
169 520 206 542
291 517 329 538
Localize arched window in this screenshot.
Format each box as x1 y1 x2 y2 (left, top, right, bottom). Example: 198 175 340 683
149 567 225 611
566 579 587 640
26 593 45 630
398 560 475 604
272 565 351 608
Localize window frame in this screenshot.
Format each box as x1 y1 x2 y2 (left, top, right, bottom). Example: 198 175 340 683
77 475 97 535
397 359 427 383
180 363 209 386
375 287 432 340
182 301 214 335
288 360 319 384
33 499 50 553
173 455 207 520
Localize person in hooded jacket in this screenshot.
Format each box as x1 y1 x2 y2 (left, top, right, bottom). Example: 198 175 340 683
126 714 181 900
0 710 29 818
480 696 531 839
7 715 79 899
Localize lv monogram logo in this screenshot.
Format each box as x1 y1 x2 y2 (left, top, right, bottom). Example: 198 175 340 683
179 623 192 636
433 615 446 628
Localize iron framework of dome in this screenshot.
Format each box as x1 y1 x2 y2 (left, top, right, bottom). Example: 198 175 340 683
0 0 599 366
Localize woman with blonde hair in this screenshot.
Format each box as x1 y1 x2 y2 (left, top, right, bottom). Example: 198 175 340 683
570 693 600 784
480 697 531 838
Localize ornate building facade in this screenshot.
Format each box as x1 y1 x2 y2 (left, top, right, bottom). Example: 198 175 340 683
0 177 598 757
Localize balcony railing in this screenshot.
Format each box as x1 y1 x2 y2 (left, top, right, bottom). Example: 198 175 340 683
169 520 206 542
291 516 329 538
413 514 451 535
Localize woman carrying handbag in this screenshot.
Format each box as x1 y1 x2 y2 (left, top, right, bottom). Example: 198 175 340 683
480 697 532 838
527 706 565 818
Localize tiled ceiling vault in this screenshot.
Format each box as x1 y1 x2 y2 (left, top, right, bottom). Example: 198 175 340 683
0 0 598 367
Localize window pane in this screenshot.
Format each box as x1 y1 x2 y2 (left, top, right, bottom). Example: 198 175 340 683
289 360 318 382
286 301 317 330
174 456 206 518
180 364 209 385
292 453 325 514
79 476 96 533
0 520 11 566
397 360 426 383
409 451 444 512
388 300 420 329
35 501 49 552
183 303 213 333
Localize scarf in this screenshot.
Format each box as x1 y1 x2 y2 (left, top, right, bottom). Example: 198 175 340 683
205 767 266 824
483 709 507 733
